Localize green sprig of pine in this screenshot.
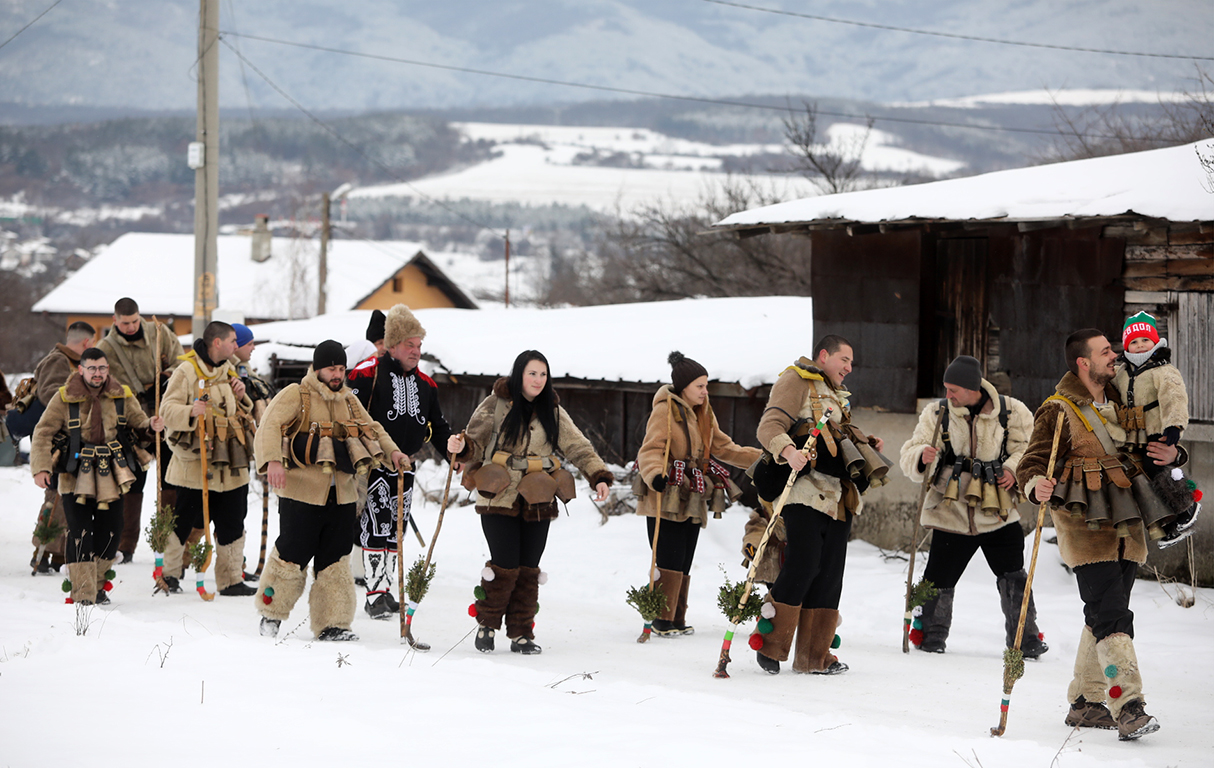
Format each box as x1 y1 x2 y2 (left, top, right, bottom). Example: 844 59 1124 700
1002 647 1026 691
909 579 939 610
717 568 763 624
625 583 667 622
144 502 177 553
33 505 66 546
405 558 437 604
188 540 212 573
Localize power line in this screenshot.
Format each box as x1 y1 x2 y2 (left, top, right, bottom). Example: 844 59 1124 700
220 29 1149 141
0 0 64 53
701 0 1214 61
217 36 506 241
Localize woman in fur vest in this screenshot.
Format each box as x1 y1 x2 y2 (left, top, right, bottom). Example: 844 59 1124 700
448 350 613 655
635 352 761 636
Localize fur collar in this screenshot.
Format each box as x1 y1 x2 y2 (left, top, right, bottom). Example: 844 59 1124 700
302 369 347 402
55 343 82 363
1054 371 1121 407
62 371 124 402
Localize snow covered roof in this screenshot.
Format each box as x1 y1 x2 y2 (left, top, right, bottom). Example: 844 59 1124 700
30 232 481 319
247 297 812 390
715 139 1214 231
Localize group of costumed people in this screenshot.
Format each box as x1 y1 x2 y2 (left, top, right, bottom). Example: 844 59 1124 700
18 300 1200 744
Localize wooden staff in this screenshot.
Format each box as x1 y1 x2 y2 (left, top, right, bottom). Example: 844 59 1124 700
638 398 676 643
903 408 944 653
991 409 1064 737
714 406 833 678
253 474 270 578
393 459 429 650
195 379 215 601
152 316 164 515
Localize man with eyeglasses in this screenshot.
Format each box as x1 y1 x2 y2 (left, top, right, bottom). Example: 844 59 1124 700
31 347 163 605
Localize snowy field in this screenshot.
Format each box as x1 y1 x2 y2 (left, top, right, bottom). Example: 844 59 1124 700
1 461 1210 767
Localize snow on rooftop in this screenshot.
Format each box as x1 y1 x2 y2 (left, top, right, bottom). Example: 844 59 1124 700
247 297 812 390
716 139 1214 229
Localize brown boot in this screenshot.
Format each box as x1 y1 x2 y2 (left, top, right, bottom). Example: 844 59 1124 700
1065 626 1110 726
1065 696 1116 730
1115 699 1160 741
672 572 693 635
792 608 848 674
652 567 684 637
507 566 542 642
755 600 800 674
118 492 143 561
475 562 518 631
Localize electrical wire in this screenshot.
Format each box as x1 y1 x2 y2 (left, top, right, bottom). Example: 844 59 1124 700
0 0 64 53
700 0 1213 61
217 35 507 241
218 29 1157 141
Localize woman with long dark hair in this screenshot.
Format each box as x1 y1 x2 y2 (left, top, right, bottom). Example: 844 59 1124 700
448 350 612 655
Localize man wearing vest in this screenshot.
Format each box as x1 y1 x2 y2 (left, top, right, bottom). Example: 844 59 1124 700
253 340 405 640
30 347 163 605
1018 329 1186 741
899 355 1047 658
96 297 184 564
752 335 886 675
347 304 454 622
159 321 259 597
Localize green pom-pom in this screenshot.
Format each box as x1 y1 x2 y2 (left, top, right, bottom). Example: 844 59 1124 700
474 585 487 601
1186 479 1197 491
61 579 72 592
757 618 774 634
912 618 922 630
105 569 116 580
1104 664 1118 678
535 602 540 615
831 634 841 649
264 586 275 597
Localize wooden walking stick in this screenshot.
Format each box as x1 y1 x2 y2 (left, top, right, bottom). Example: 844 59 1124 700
253 474 270 578
393 458 431 651
635 398 676 643
991 409 1064 737
194 379 215 601
713 406 833 678
400 435 462 650
903 408 945 653
152 316 164 516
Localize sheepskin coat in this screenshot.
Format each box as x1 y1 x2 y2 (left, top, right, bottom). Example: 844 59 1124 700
254 371 400 506
899 378 1033 535
1016 373 1148 568
30 373 151 495
96 319 183 412
1112 351 1188 445
756 358 862 520
33 344 82 406
635 385 760 525
741 501 786 586
460 378 612 518
161 346 255 492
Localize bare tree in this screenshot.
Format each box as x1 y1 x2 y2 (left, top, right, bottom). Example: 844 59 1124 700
782 100 874 194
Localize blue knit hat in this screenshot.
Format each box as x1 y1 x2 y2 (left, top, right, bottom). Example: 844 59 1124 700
232 323 254 348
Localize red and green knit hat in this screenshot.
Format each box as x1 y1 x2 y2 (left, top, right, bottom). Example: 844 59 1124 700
1122 312 1160 348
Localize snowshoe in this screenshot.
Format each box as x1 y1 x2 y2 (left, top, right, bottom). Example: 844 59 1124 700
318 627 359 642
809 659 849 675
510 637 542 655
1117 699 1160 741
260 617 280 638
475 626 495 653
219 582 257 597
365 594 393 620
756 651 780 675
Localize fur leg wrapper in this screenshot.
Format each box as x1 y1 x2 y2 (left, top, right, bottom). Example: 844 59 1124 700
1067 625 1108 706
1095 632 1146 719
255 549 307 622
214 535 248 591
162 531 185 580
792 608 840 672
67 560 97 603
310 555 358 638
506 565 541 640
475 562 518 631
757 600 800 663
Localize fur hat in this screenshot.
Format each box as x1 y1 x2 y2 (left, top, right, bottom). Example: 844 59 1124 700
669 351 708 394
384 304 426 349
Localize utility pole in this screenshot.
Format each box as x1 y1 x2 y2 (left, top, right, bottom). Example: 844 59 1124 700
318 192 330 315
191 0 220 337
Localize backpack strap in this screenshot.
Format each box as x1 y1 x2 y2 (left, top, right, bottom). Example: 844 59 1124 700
66 400 82 474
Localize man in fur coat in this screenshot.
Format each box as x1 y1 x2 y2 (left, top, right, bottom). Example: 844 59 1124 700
253 340 405 641
348 305 454 622
899 355 1046 657
1018 329 1186 741
96 297 184 564
752 335 885 675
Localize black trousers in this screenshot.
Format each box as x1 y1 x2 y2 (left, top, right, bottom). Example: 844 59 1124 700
646 516 700 574
62 494 123 563
481 513 550 569
921 522 1026 589
770 504 851 609
174 485 248 546
1074 559 1137 640
274 489 354 573
128 431 175 495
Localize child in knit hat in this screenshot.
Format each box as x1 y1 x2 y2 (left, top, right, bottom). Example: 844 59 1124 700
1113 311 1201 547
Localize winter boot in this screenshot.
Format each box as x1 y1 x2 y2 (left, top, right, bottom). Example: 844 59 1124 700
507 566 542 643
259 617 281 638
475 626 495 653
651 567 685 637
1094 632 1159 740
672 572 694 635
94 557 116 605
916 587 954 653
310 556 358 640
318 627 359 641
117 491 143 563
510 637 542 655
66 560 97 604
216 536 256 596
475 562 519 631
256 549 308 623
362 548 396 617
792 608 848 674
1065 625 1110 724
1065 696 1116 730
998 570 1048 659
755 600 800 674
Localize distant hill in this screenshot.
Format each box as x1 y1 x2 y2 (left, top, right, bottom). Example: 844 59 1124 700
0 0 1207 111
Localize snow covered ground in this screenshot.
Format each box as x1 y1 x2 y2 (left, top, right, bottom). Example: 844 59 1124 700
1 461 1210 766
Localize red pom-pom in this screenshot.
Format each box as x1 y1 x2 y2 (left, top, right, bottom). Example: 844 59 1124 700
65 598 74 604
748 633 764 650
1038 632 1044 640
468 603 478 617
909 628 924 645
1109 685 1122 699
102 581 114 592
1194 490 1203 502
262 594 272 605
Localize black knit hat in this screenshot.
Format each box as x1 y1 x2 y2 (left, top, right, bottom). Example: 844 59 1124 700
365 309 386 343
669 351 708 394
313 340 346 372
943 355 982 392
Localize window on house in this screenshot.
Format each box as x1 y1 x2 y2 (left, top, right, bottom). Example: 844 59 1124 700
392 276 403 293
